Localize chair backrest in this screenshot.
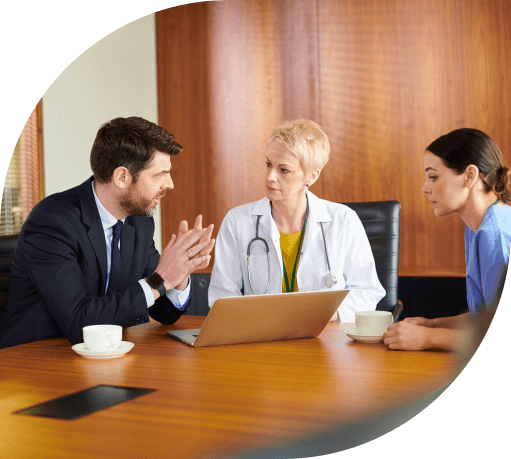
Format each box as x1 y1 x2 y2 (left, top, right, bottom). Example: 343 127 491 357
0 234 19 315
341 201 401 314
187 272 212 316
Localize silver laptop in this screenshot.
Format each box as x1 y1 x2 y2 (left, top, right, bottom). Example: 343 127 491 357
166 289 349 347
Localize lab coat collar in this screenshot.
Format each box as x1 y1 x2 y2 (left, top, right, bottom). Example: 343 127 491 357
249 190 332 240
305 191 332 225
250 196 279 241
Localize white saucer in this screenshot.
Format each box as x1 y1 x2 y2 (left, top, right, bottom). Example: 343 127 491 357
72 341 134 359
345 328 384 344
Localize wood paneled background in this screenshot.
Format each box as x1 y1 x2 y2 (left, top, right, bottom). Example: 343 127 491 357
156 0 511 277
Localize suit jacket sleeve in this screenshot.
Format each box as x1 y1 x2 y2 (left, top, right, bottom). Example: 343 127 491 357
21 208 186 344
21 213 149 344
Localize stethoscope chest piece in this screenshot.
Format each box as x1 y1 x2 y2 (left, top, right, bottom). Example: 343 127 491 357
325 272 337 288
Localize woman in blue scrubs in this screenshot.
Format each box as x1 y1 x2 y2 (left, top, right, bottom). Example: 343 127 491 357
384 128 511 351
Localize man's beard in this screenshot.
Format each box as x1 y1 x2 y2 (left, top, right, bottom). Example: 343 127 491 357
119 184 163 217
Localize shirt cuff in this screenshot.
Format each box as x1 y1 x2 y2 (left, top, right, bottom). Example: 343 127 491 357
138 279 156 307
138 278 191 311
166 279 191 311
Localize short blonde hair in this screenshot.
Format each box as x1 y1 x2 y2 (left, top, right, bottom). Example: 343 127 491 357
267 119 330 173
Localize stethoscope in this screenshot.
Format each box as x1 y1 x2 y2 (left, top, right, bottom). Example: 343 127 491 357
246 212 337 295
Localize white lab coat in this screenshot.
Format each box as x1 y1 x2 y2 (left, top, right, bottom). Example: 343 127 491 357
208 191 385 322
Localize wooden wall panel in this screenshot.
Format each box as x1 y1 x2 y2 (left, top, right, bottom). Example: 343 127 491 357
157 0 320 267
156 5 215 248
317 0 511 275
157 0 511 276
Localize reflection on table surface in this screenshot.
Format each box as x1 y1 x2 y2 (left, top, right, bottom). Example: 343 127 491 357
0 316 461 459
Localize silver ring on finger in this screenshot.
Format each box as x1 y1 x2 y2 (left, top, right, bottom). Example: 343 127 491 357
186 250 192 260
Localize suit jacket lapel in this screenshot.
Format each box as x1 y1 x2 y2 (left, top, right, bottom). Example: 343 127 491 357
120 219 135 285
78 177 109 294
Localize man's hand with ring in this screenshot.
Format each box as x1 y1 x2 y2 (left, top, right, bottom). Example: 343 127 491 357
174 215 215 290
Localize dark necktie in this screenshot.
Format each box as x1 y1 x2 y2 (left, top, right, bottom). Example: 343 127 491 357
108 220 123 294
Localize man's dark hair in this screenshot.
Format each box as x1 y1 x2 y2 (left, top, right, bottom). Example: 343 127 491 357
90 117 183 183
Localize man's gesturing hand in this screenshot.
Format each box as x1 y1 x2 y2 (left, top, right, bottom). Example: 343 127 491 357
178 215 215 272
155 215 215 291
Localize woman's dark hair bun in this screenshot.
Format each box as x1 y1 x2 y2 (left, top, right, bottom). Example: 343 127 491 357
494 166 511 203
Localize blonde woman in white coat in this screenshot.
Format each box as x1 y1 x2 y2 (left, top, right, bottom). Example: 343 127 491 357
208 120 385 322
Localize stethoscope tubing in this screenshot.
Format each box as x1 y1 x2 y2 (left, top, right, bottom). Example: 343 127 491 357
247 215 271 295
247 215 336 294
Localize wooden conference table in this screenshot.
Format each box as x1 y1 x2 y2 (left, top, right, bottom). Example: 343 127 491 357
0 316 461 458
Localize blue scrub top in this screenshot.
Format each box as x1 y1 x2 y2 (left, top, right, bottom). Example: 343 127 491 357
465 203 511 316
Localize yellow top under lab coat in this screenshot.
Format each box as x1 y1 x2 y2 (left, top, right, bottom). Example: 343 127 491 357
208 191 386 322
280 230 303 292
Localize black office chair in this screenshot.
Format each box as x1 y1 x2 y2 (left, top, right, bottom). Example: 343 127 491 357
186 272 212 316
0 234 19 316
341 201 403 322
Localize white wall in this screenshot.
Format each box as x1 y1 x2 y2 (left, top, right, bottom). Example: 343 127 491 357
42 14 162 251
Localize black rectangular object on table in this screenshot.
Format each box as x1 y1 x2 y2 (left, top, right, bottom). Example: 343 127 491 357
13 385 156 420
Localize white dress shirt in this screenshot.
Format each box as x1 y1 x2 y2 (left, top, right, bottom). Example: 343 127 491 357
91 181 190 310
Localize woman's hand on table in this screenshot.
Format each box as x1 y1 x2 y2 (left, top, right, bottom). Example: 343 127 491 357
403 316 435 328
383 321 433 350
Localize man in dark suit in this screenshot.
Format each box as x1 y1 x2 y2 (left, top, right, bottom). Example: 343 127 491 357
0 117 214 349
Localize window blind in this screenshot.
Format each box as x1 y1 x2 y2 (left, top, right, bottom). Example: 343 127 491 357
1 103 43 236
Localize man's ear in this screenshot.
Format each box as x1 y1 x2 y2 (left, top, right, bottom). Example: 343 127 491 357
111 167 132 190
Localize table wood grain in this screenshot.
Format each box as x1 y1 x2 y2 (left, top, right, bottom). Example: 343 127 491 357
0 317 461 458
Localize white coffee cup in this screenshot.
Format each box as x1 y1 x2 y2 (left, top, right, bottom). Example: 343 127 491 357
355 311 393 336
83 325 122 351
